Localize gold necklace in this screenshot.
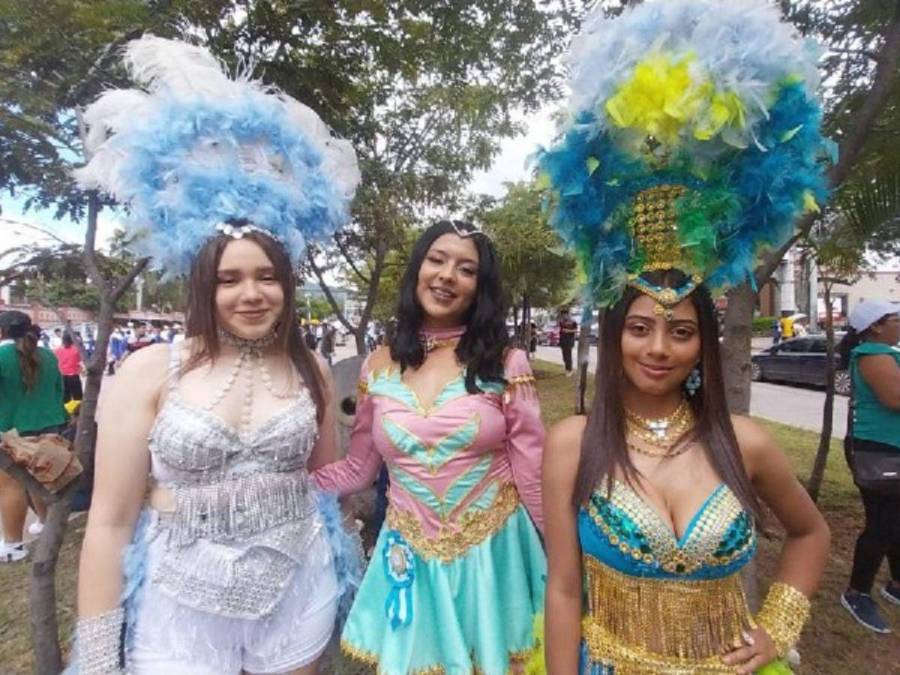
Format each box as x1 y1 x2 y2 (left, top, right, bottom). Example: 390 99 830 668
625 400 694 449
626 438 693 459
422 337 459 353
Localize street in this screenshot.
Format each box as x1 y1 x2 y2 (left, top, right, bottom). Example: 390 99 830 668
532 344 847 439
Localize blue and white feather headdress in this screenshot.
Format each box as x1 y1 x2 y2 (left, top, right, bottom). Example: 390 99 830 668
537 0 832 313
74 36 360 277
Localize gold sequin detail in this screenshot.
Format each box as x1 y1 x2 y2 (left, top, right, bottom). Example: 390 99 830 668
587 481 753 575
387 483 520 562
503 374 537 403
341 637 534 674
630 184 687 272
582 558 754 674
357 377 368 398
755 582 810 657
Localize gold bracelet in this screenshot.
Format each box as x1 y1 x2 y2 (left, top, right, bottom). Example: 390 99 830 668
755 582 810 656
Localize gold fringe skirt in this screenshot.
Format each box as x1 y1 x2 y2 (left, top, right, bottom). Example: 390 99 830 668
582 558 755 674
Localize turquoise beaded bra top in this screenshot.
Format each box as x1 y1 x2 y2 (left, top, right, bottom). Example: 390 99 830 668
578 479 756 580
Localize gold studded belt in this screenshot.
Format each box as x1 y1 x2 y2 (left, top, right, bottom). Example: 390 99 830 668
582 557 755 674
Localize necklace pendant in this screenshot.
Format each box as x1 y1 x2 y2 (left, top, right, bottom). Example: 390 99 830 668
648 420 669 441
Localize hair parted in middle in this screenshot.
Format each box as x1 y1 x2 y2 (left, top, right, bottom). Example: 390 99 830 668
574 269 761 520
390 220 509 393
182 219 326 423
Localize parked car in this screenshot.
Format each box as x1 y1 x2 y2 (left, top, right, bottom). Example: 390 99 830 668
751 335 850 395
540 327 560 346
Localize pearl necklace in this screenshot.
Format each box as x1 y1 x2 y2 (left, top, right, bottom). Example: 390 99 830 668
204 329 296 437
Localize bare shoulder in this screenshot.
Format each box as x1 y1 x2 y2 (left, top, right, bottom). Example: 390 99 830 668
730 414 778 474
367 345 395 372
117 343 171 381
546 415 587 461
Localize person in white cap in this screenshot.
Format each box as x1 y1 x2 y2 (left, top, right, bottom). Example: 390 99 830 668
838 299 900 634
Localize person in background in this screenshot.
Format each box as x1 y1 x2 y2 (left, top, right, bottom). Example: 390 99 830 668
779 311 795 341
0 311 66 562
50 328 63 350
320 324 336 366
772 318 782 346
558 307 578 377
794 317 809 337
171 323 185 345
55 332 84 403
838 299 900 634
107 326 127 376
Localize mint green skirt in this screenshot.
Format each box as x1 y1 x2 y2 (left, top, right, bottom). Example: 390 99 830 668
341 506 546 674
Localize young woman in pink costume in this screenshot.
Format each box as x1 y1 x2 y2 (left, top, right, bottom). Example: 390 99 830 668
314 220 546 674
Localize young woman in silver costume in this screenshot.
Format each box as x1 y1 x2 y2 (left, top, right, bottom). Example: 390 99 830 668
68 35 361 675
75 226 343 674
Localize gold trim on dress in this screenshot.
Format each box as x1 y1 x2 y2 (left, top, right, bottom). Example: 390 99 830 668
582 558 754 674
341 636 534 675
387 483 521 562
503 374 537 403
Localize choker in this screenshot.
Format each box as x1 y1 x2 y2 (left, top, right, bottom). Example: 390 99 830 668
419 326 466 353
217 327 278 350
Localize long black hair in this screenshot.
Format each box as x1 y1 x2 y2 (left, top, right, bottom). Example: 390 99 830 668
573 269 762 519
390 220 509 393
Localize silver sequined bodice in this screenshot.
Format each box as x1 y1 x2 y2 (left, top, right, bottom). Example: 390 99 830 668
144 348 324 619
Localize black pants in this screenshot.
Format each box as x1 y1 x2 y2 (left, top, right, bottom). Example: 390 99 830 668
849 478 900 593
62 374 83 403
560 342 574 372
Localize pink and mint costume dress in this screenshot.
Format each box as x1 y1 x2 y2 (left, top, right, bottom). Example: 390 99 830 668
313 336 546 674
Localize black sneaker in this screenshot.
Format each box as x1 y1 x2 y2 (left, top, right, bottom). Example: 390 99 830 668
841 591 891 633
880 583 900 607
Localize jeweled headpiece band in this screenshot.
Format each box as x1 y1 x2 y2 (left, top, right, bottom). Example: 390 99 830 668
449 220 490 242
626 185 702 321
215 222 286 244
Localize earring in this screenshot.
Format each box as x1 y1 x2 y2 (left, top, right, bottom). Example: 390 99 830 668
685 367 701 397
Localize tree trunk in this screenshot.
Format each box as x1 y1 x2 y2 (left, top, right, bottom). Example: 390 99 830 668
522 293 531 352
721 282 757 414
575 309 593 414
807 283 837 502
30 492 73 675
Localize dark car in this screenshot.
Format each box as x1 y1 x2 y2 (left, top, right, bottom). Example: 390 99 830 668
751 335 850 395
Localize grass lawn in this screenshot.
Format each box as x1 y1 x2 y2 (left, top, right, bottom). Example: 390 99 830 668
1 359 897 673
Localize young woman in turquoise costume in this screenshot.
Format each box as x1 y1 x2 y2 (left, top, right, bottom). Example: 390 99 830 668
539 1 832 673
313 220 547 674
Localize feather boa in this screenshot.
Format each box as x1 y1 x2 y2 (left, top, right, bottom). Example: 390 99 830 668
74 36 359 277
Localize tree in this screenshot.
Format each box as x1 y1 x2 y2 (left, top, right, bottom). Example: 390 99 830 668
806 160 900 502
0 3 177 669
176 1 586 352
721 0 900 414
476 181 577 347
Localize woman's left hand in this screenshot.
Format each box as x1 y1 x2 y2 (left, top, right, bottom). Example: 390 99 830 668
721 627 778 674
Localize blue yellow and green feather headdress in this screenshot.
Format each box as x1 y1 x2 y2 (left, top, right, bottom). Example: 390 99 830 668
537 0 832 314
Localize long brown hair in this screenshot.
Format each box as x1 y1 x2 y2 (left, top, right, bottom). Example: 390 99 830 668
182 224 326 423
573 270 761 518
0 316 40 391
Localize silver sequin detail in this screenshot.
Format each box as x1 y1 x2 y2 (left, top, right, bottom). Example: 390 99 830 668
76 607 124 674
143 349 325 619
161 472 317 546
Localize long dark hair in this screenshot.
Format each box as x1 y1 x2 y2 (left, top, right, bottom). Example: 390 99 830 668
391 220 509 393
182 222 326 422
0 312 40 391
573 269 762 518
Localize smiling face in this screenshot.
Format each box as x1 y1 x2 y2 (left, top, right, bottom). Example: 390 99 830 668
620 293 701 399
415 233 480 329
214 238 285 340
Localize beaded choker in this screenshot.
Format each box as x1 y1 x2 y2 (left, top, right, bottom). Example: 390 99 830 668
419 325 466 353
